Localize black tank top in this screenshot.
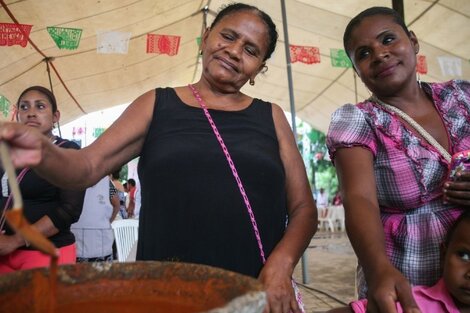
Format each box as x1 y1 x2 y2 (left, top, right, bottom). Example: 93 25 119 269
0 138 83 248
137 87 287 277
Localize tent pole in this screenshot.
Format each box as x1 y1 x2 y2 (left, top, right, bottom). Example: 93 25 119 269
280 0 310 285
45 57 62 138
280 0 297 135
392 0 405 19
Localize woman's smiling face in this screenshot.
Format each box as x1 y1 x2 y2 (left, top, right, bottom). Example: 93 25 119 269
346 14 419 97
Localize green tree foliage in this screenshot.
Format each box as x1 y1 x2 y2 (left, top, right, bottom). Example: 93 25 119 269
296 121 338 201
120 164 128 182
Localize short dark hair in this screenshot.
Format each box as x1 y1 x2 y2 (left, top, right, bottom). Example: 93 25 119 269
111 168 122 180
343 6 410 58
127 178 136 187
444 210 470 248
17 86 58 113
210 2 278 61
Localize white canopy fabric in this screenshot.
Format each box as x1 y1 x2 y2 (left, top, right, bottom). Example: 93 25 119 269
1 0 469 133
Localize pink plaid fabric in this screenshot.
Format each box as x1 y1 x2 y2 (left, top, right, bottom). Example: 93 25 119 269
327 80 470 297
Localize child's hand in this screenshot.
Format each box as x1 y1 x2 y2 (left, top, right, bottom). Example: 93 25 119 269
444 170 470 207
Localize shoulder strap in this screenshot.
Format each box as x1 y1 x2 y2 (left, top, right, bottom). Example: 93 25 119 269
188 84 305 312
188 84 267 263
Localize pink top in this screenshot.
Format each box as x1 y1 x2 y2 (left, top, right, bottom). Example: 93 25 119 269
350 279 459 313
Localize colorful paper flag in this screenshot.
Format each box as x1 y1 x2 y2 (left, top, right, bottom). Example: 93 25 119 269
330 49 352 68
0 23 32 47
416 55 428 74
0 95 10 118
92 127 105 138
96 30 131 54
146 34 181 55
47 26 82 50
72 126 86 137
437 56 462 77
289 45 320 64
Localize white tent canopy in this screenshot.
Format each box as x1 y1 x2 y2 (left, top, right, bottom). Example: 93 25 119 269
1 0 469 133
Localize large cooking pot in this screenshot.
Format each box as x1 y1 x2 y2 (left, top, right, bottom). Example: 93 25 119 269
0 261 266 313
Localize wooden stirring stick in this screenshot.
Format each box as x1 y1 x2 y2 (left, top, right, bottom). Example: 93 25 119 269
0 141 58 257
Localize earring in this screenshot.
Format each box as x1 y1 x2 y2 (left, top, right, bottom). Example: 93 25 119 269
417 72 422 89
249 78 255 86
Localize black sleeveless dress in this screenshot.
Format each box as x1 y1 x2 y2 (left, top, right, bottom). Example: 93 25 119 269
137 88 287 277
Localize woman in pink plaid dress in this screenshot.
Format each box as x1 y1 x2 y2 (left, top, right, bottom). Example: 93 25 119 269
327 6 470 313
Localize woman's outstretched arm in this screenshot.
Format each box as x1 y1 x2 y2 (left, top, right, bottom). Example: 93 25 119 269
0 90 157 189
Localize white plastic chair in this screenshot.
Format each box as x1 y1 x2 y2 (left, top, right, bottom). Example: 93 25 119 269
111 219 139 262
330 205 345 231
318 207 335 232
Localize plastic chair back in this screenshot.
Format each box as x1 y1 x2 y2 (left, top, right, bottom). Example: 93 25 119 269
111 219 139 262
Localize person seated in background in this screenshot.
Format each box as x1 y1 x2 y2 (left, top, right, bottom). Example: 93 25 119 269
316 188 329 218
316 188 328 208
72 175 120 262
126 178 136 218
0 86 84 274
327 210 470 313
332 192 342 206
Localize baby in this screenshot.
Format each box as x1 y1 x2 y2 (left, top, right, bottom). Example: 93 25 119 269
329 210 470 313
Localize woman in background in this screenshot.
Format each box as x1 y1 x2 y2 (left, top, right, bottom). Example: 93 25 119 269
0 86 85 273
110 168 127 219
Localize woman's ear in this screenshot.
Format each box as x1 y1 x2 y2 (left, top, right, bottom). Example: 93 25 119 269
53 110 60 124
409 30 420 54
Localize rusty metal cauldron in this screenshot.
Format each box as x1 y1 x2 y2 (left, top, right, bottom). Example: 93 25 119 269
0 261 266 313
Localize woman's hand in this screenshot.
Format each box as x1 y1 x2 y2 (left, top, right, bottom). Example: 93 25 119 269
444 170 470 207
365 265 420 313
0 122 46 169
259 263 301 313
